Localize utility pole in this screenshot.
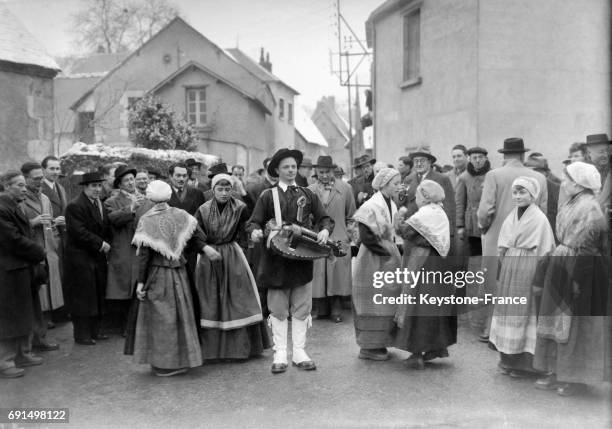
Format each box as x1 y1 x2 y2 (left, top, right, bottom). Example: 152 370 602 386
330 0 371 179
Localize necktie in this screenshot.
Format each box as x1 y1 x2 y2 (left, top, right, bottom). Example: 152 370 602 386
93 199 103 219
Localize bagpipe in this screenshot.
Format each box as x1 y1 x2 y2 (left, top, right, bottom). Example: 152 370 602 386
264 187 348 261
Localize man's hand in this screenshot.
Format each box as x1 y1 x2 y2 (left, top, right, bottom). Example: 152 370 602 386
53 215 65 226
101 241 111 253
251 229 264 243
357 192 368 203
203 245 222 261
30 214 52 227
136 282 146 301
317 229 330 245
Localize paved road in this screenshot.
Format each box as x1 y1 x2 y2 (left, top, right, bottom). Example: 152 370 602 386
2 312 610 429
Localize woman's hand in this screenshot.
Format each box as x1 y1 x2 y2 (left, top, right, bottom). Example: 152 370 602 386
136 282 146 301
204 245 222 261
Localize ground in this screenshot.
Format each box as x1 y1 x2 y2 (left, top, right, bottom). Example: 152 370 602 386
3 313 611 429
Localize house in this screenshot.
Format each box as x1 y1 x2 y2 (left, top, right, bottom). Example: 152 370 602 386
294 104 328 160
0 5 60 172
66 17 276 171
226 48 299 151
54 53 127 153
311 96 352 171
366 0 611 174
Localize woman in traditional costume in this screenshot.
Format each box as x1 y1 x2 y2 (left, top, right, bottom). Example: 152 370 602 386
352 168 403 361
195 174 270 361
489 177 555 377
533 162 610 396
131 180 204 377
394 180 456 370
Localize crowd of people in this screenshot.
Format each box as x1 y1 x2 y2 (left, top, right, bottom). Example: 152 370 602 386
0 134 610 396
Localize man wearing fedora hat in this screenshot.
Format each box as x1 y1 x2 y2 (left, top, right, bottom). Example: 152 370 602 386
248 148 333 374
104 165 152 335
309 155 356 323
476 138 547 342
585 133 612 213
64 172 112 345
296 156 313 187
349 154 376 208
400 147 456 232
185 158 210 193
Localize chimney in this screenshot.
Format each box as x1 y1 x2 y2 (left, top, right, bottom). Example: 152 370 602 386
265 52 272 72
259 47 265 65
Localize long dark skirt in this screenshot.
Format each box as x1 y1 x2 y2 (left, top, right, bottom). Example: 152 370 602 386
200 323 270 361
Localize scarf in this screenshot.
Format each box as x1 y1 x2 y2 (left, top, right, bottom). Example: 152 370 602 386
132 203 197 261
467 160 491 176
406 203 450 257
352 191 397 241
497 203 555 256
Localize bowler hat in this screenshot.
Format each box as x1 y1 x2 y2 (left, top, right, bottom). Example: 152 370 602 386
313 155 337 169
113 165 137 188
185 158 202 167
585 133 610 146
498 138 529 154
207 163 230 179
301 157 313 168
466 146 488 156
352 154 376 168
409 147 437 164
267 148 303 178
79 172 105 185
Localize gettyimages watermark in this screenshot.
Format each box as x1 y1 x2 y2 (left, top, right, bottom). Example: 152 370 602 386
368 255 611 317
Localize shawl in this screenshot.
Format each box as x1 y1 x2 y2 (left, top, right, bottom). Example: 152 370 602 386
132 203 197 261
352 191 396 241
497 203 555 256
197 196 244 244
405 203 450 257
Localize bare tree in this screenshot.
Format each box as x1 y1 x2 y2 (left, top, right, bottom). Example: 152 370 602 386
72 0 179 54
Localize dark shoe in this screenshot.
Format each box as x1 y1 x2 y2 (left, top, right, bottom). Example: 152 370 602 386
498 362 511 375
0 367 25 378
331 315 342 323
404 354 425 370
535 373 558 390
358 348 390 361
15 354 43 367
292 360 316 371
509 370 529 379
478 334 489 343
154 368 188 377
33 342 59 352
271 363 288 374
93 333 109 341
75 339 96 346
47 321 56 329
557 383 587 397
423 349 449 361
313 314 330 320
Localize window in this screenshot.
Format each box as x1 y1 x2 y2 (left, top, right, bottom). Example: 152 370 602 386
402 8 421 83
186 87 207 126
127 97 142 110
279 98 285 120
288 102 293 124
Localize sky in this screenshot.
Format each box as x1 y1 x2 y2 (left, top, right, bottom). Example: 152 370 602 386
3 0 382 109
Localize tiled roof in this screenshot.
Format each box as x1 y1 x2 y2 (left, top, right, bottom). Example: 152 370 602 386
226 48 299 95
57 53 127 77
0 4 60 71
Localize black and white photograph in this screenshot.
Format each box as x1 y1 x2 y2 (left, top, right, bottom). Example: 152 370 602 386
0 0 610 427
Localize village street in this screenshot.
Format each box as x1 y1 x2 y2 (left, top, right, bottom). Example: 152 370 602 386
3 313 610 429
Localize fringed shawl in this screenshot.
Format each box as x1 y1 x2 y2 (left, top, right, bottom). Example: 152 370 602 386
132 203 197 261
498 203 555 257
406 203 450 257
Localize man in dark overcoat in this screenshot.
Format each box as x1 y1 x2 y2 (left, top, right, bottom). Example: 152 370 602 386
348 154 376 208
64 172 112 345
248 148 333 374
0 171 47 378
168 163 205 215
